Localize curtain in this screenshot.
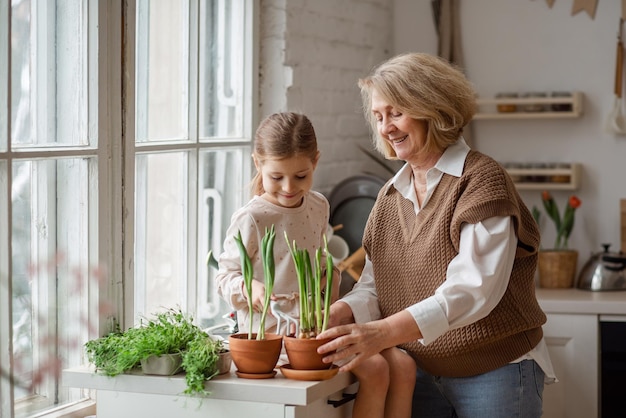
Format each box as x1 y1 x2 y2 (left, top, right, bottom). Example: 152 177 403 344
432 0 474 148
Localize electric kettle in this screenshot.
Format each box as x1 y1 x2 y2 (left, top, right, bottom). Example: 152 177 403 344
577 244 626 291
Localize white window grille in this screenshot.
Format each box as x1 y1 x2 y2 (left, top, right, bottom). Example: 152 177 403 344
0 1 255 416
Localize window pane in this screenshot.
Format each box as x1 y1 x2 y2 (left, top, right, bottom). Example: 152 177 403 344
134 152 188 319
11 158 93 415
197 148 246 326
199 0 245 139
0 162 8 401
135 0 189 143
11 0 89 148
0 1 7 152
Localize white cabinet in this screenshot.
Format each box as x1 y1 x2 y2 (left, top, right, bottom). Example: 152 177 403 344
93 388 357 418
542 313 598 418
62 366 357 418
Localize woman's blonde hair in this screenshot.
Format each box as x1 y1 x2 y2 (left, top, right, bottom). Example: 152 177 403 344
251 112 319 196
358 53 477 159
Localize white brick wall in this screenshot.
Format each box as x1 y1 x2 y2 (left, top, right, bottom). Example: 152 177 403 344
259 0 394 195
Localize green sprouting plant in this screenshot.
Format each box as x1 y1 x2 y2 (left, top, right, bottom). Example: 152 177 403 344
285 233 334 338
133 309 201 358
258 225 276 340
233 225 276 340
181 334 224 396
233 231 254 339
206 250 219 270
84 325 139 377
84 308 223 395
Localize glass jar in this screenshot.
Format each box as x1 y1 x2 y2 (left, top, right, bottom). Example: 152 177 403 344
549 162 571 183
530 163 547 182
495 92 518 113
551 91 573 112
521 92 547 112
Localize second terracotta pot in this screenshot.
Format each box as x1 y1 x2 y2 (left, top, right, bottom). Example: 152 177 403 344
283 335 333 370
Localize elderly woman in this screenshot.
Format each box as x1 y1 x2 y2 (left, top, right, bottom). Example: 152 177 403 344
318 53 556 417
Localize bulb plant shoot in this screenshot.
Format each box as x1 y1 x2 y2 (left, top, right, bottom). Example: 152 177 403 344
233 225 276 340
285 232 334 339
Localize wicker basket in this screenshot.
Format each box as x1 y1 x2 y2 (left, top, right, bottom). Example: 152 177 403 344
538 250 578 288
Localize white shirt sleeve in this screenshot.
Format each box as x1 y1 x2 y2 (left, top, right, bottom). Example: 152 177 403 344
406 215 517 345
338 258 381 324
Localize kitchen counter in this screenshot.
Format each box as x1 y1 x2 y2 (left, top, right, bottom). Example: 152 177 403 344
536 287 626 315
535 287 626 418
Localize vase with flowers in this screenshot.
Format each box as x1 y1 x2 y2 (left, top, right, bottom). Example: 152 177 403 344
533 191 582 288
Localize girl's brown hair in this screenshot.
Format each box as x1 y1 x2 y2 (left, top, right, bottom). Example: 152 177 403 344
251 112 319 196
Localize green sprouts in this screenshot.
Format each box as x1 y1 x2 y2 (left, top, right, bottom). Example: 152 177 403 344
285 232 334 338
84 308 223 396
233 225 276 340
258 225 276 340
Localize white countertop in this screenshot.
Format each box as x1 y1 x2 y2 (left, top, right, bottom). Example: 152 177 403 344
536 287 626 316
62 365 356 406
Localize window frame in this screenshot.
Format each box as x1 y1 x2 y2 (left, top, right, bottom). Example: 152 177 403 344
123 0 258 328
1 0 258 415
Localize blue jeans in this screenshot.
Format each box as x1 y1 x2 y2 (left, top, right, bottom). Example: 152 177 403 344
411 360 545 418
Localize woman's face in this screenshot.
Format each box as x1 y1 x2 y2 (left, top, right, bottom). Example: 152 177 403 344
255 154 318 208
371 89 428 164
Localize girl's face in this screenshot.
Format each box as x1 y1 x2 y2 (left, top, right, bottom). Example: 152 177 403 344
255 153 319 208
371 89 428 164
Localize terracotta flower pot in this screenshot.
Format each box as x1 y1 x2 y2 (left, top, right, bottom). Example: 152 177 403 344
538 249 578 288
283 336 333 370
228 333 283 378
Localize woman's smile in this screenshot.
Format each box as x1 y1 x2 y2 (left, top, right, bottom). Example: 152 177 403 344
390 135 408 145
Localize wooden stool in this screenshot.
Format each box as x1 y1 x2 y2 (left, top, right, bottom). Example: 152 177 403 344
337 246 366 282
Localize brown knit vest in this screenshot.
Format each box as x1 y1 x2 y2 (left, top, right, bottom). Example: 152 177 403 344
363 151 546 377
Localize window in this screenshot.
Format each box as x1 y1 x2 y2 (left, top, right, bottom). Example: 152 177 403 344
132 0 253 327
0 1 255 416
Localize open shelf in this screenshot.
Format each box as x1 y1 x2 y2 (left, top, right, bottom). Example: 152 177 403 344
504 163 581 190
475 92 583 120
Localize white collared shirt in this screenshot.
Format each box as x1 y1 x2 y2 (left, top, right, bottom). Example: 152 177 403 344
341 138 556 382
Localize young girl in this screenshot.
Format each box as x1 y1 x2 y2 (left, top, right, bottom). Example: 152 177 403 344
215 112 339 336
216 111 414 418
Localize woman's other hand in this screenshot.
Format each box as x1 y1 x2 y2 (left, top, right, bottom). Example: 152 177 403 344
317 310 421 372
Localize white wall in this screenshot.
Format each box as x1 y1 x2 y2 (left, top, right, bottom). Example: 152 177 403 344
259 0 394 192
393 0 626 268
259 0 625 271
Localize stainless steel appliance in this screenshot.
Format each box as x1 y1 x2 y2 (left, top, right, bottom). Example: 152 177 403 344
577 244 626 291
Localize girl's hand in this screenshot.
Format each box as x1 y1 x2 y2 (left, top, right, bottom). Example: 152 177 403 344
325 301 355 329
249 280 268 312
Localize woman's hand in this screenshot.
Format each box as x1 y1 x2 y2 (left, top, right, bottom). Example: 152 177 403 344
317 310 421 372
316 320 392 372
